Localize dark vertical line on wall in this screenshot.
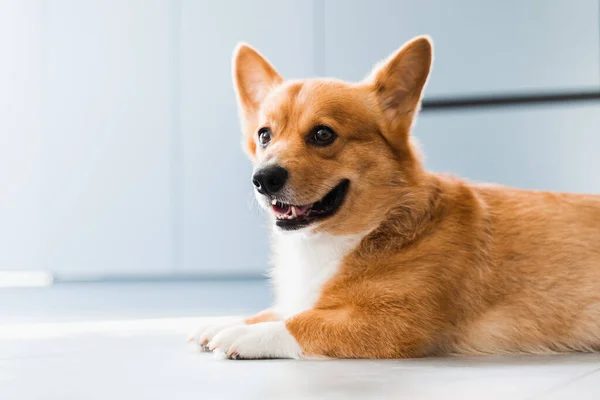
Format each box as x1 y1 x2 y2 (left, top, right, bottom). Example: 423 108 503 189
313 0 326 76
168 0 183 274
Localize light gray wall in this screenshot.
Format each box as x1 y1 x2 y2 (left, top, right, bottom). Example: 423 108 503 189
0 0 599 279
0 1 41 273
415 104 600 193
39 0 173 278
323 0 600 95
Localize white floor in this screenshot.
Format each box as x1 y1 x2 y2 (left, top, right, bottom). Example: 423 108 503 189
1 281 599 399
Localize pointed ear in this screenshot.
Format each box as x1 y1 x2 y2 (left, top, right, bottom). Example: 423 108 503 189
232 43 283 124
367 36 433 145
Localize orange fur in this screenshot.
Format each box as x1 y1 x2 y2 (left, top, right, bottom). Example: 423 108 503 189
244 310 281 325
233 36 600 358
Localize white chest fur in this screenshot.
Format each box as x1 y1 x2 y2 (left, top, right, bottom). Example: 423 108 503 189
270 230 366 319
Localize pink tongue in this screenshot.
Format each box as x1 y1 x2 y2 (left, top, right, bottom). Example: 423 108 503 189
295 205 311 216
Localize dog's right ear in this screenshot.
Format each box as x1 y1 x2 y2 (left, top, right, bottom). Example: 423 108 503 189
232 44 283 156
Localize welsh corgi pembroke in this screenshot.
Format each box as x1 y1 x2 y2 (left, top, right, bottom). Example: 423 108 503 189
190 36 600 359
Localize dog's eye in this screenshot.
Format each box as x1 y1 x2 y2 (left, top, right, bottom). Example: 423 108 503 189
258 128 272 147
310 126 336 146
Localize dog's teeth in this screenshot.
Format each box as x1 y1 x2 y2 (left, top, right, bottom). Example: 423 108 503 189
271 199 277 205
291 206 297 218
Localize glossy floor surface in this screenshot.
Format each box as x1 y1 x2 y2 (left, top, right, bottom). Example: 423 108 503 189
1 281 599 399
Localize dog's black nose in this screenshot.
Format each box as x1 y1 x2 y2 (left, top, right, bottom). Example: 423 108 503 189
252 166 288 195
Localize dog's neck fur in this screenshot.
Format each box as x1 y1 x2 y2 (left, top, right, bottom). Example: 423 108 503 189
361 175 446 254
269 229 369 319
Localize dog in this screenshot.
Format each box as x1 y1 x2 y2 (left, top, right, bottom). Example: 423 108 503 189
189 36 600 359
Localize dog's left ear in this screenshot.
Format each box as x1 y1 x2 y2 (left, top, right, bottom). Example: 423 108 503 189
232 44 283 156
367 36 433 146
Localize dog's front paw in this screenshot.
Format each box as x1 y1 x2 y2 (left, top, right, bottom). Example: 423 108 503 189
209 321 302 360
188 317 245 352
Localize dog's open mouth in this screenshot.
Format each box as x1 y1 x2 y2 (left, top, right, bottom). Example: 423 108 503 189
271 180 350 230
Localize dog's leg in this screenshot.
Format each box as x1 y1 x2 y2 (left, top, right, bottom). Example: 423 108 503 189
208 308 428 359
286 308 426 359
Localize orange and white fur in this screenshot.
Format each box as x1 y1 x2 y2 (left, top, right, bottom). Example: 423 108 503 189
189 36 600 359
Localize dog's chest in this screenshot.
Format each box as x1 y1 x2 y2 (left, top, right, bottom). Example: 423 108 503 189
270 232 365 319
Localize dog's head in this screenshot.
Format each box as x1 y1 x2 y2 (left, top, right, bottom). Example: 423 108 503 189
233 36 433 235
